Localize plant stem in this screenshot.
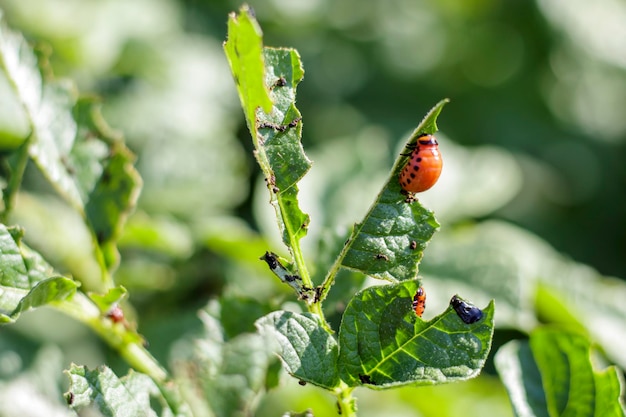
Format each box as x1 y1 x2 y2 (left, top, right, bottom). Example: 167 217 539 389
317 233 352 304
56 293 168 380
53 293 191 414
335 384 357 417
287 224 334 333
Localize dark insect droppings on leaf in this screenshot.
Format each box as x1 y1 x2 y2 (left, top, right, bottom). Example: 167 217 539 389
375 254 389 261
265 175 276 187
288 117 302 128
298 380 307 386
410 240 417 250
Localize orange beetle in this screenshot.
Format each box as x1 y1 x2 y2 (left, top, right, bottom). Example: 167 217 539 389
399 134 443 193
412 286 426 317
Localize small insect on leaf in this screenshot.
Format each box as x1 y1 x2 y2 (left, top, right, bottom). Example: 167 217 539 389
450 295 483 324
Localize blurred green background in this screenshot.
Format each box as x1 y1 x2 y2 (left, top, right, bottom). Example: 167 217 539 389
0 0 625 416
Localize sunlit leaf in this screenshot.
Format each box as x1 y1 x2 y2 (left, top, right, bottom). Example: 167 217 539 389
256 311 340 389
339 100 448 281
224 6 311 254
223 5 272 131
338 279 494 388
419 221 536 329
65 364 165 417
0 224 77 323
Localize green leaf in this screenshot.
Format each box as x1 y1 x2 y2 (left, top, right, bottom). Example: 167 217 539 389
173 302 281 417
419 221 536 329
223 5 273 130
495 328 626 417
75 99 142 245
65 364 168 417
224 6 311 252
338 279 494 388
256 310 340 389
0 15 41 133
89 286 127 313
13 276 77 313
205 333 281 417
0 224 78 322
495 340 550 417
420 220 626 368
339 100 448 281
0 18 141 270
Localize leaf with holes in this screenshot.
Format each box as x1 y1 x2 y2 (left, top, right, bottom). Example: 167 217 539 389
339 100 448 281
338 279 494 388
224 6 311 252
65 364 170 416
256 311 340 389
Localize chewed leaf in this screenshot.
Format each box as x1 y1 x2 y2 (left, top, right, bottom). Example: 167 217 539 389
223 5 273 129
257 48 311 245
224 7 311 252
338 280 494 388
65 364 165 416
340 100 448 281
340 187 439 281
256 311 340 389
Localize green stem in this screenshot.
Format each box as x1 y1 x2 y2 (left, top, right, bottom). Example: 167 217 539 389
335 384 357 417
284 214 334 334
56 293 169 381
317 232 353 304
53 292 191 413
